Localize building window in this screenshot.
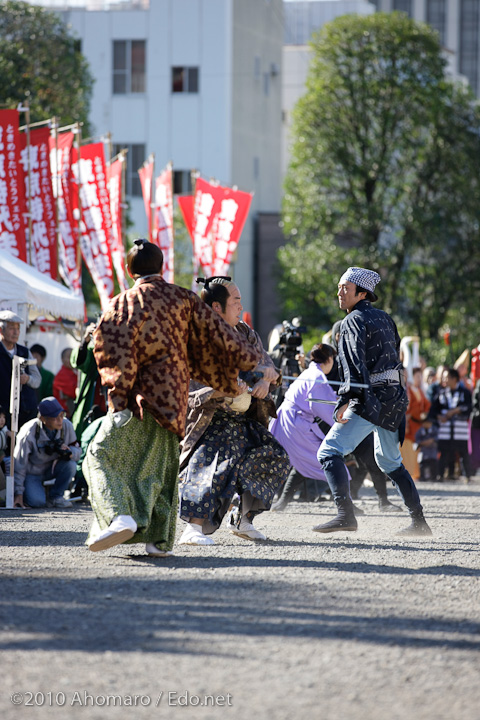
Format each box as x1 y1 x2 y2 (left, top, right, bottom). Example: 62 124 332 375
393 0 412 16
171 67 199 93
113 40 146 94
427 0 447 45
173 170 193 195
460 0 479 94
113 143 145 197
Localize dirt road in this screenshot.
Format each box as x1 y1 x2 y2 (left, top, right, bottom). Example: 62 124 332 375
1 480 479 720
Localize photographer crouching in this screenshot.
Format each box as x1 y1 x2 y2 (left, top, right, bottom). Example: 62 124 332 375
13 397 81 509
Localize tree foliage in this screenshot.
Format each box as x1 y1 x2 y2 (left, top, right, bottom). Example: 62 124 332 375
0 0 93 131
280 12 480 356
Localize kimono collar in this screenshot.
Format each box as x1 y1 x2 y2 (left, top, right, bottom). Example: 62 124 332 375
349 298 371 312
134 274 164 286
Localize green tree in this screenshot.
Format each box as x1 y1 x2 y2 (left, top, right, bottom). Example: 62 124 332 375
280 12 480 355
172 205 194 289
0 0 93 130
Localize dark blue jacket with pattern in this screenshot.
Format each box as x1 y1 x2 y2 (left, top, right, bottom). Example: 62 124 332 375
336 299 408 432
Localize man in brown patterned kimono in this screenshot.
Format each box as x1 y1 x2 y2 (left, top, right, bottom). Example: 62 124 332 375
178 277 290 546
84 242 261 557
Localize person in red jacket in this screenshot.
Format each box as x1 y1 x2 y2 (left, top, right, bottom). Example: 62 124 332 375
53 348 78 417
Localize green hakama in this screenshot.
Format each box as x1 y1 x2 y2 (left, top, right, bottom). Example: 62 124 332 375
84 410 179 552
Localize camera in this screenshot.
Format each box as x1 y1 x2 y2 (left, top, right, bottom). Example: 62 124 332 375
44 438 72 460
277 319 306 353
268 318 307 407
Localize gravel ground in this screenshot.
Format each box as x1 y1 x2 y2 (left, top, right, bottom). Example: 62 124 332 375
1 479 480 720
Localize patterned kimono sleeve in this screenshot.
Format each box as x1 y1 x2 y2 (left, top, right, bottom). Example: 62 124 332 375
93 294 142 412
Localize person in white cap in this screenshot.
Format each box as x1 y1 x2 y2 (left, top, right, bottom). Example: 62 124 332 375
0 310 41 429
315 267 432 537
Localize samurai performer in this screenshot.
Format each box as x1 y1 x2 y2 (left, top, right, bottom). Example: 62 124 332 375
178 277 289 545
84 241 260 556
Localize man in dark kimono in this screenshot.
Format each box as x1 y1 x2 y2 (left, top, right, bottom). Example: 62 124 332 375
178 277 289 545
316 267 432 537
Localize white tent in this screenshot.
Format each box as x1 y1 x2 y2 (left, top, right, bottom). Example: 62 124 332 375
0 250 84 342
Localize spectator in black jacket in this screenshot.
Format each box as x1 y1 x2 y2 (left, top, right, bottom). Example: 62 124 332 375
0 311 41 429
431 368 473 481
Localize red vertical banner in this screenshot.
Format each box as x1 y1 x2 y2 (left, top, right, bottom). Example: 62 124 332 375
49 131 82 293
152 164 174 283
71 142 115 309
211 188 253 276
107 157 128 292
138 156 154 241
192 178 222 281
20 127 57 278
0 110 27 261
177 194 194 240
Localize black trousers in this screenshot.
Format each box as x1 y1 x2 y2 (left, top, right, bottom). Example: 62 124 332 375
438 440 472 479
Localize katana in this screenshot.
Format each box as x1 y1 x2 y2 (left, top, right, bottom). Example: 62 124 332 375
282 375 369 389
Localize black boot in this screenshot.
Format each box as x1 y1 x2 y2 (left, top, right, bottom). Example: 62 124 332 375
387 465 432 536
397 509 432 537
271 468 303 511
313 494 358 533
353 504 365 517
378 498 402 512
314 455 358 533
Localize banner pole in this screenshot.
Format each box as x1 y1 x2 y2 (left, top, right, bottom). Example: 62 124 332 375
120 149 128 256
51 117 62 280
5 357 21 509
150 153 155 242
106 131 112 165
18 101 33 265
168 160 174 284
19 117 53 131
74 122 83 282
190 169 199 289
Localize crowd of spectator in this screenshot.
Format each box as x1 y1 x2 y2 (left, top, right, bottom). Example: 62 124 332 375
402 360 479 483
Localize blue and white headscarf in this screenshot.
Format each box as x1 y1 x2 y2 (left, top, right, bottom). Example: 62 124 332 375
338 267 381 299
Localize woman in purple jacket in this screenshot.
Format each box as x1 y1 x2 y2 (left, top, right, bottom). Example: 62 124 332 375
269 343 341 510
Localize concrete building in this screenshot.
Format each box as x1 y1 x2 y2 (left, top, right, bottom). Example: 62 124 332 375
375 0 480 96
29 0 284 323
282 0 374 176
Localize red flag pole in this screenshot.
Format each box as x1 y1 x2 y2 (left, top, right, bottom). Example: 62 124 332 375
120 148 128 257
168 160 174 284
190 169 199 288
17 101 33 265
73 122 83 283
150 153 155 243
51 116 61 280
